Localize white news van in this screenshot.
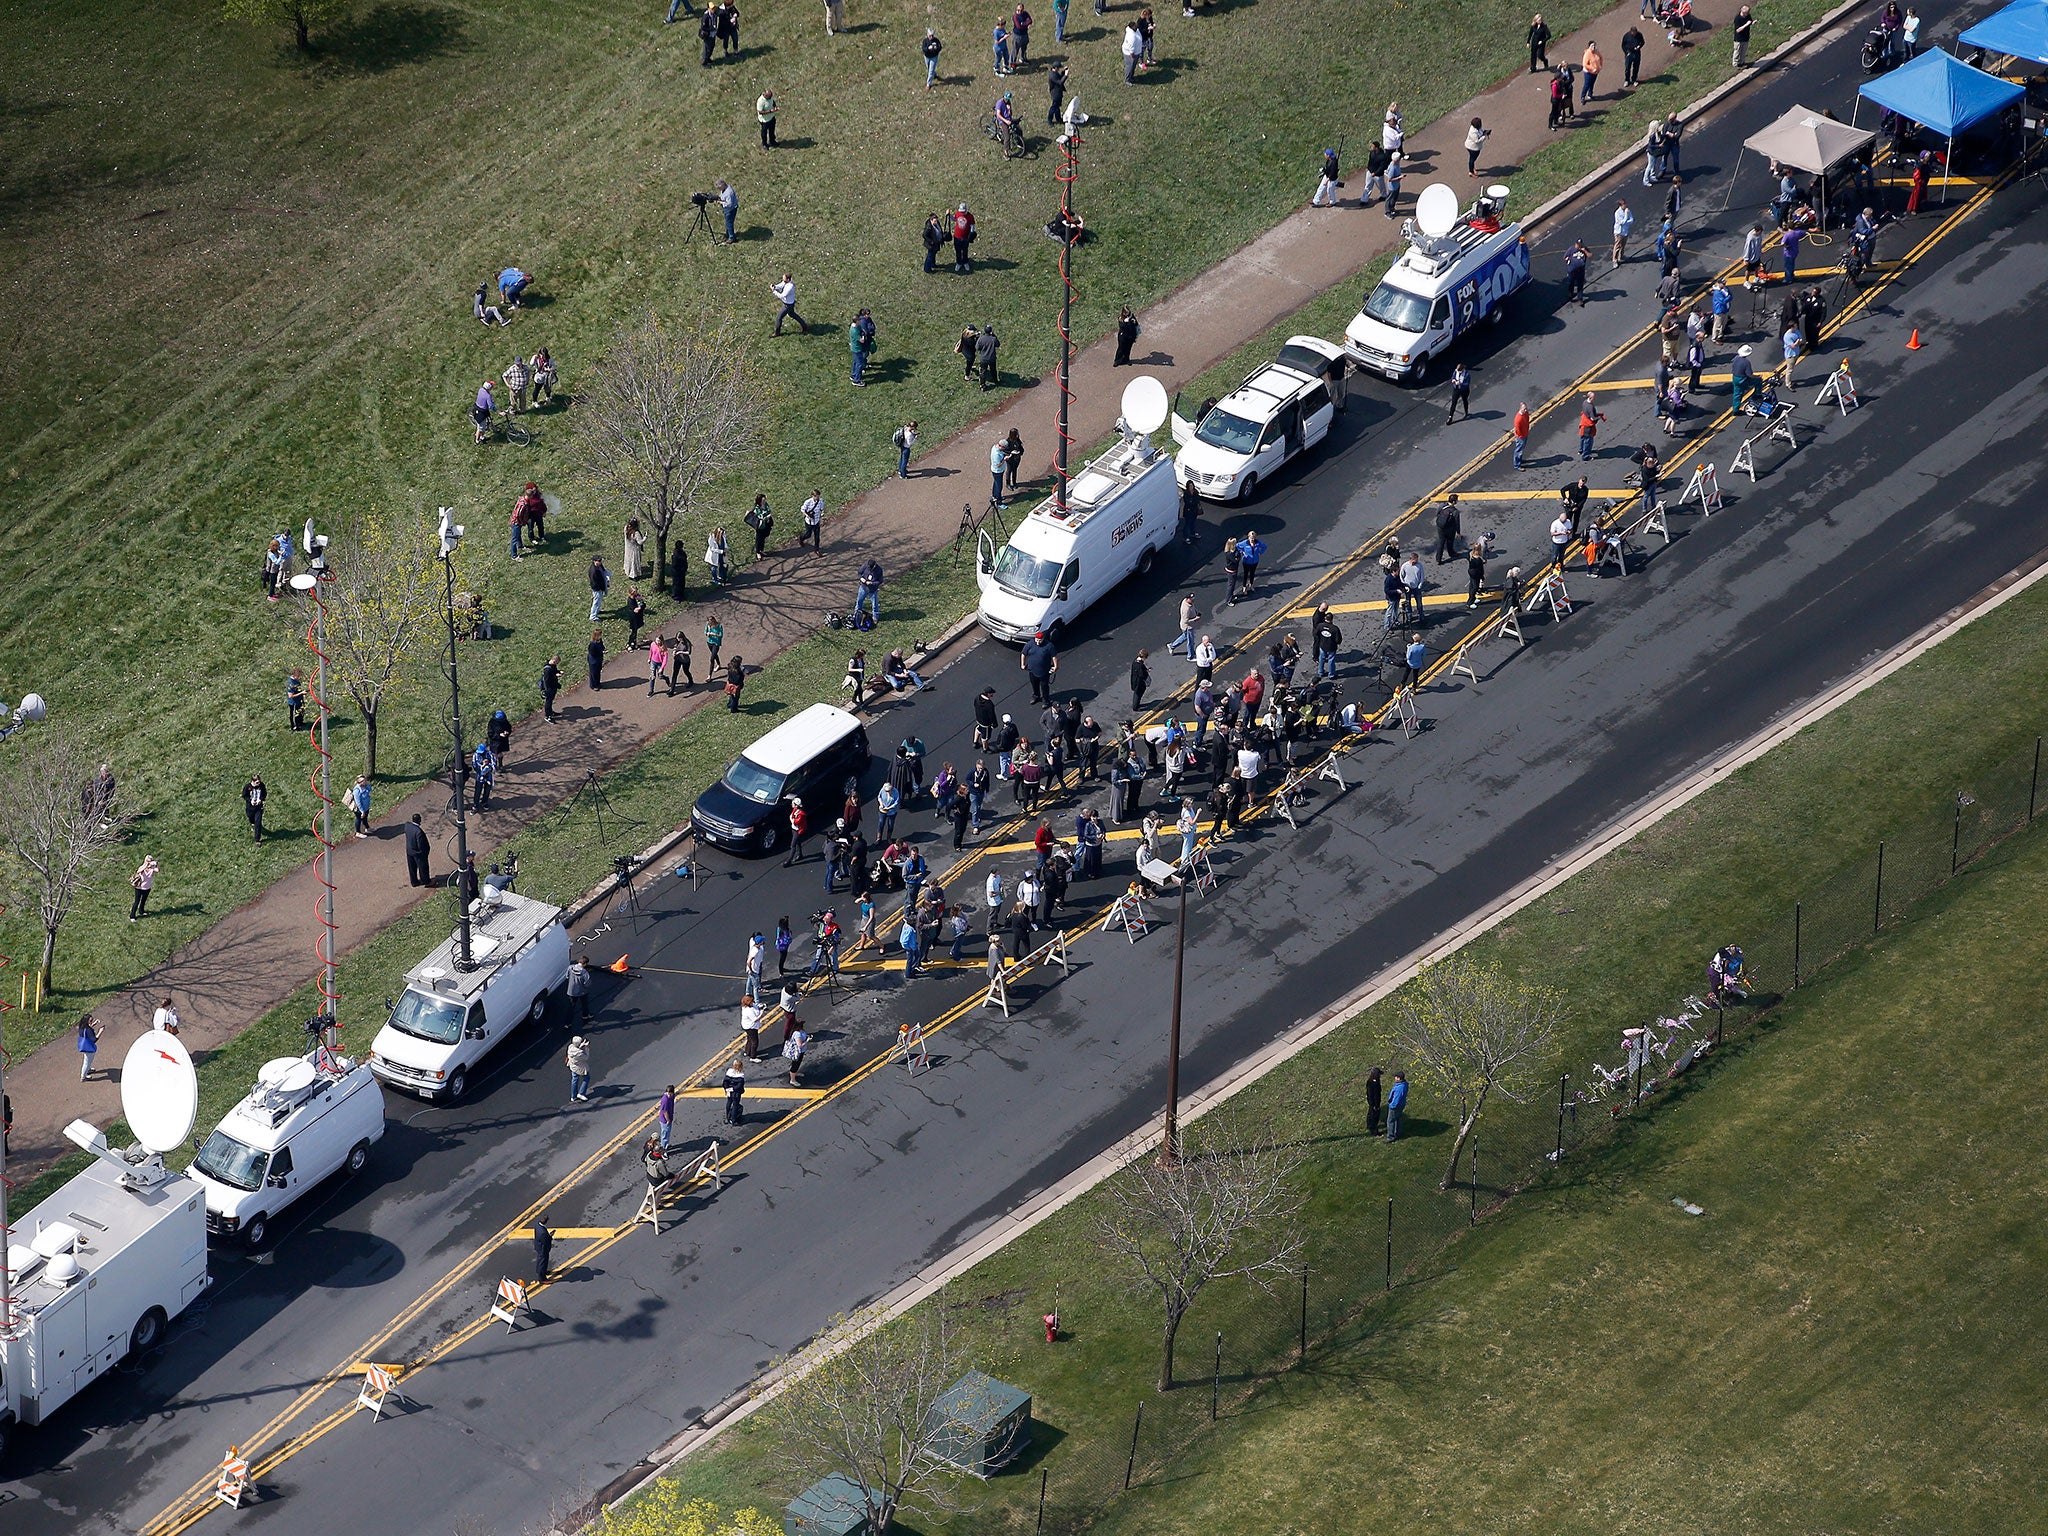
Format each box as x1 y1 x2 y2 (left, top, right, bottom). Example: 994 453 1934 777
369 889 571 1102
1170 336 1344 503
190 1053 386 1249
975 419 1179 644
1344 184 1531 383
1 1036 210 1461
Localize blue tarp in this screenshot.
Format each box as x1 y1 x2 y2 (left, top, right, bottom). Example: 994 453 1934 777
1856 47 2024 136
1961 0 2048 67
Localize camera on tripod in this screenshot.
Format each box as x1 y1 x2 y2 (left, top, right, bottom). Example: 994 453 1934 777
613 853 640 881
690 191 714 207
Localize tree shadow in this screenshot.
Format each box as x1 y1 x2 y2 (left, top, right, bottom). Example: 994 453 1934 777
308 3 469 74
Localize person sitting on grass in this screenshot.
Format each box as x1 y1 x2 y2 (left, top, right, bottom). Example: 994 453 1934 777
475 283 508 327
881 648 933 693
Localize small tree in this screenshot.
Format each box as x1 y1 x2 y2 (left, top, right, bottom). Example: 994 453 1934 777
0 725 135 992
587 1489 778 1536
568 314 766 589
1090 1121 1307 1393
222 0 354 51
1393 953 1566 1192
758 1296 1004 1532
324 506 443 779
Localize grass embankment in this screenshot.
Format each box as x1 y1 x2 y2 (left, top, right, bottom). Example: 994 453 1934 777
643 565 2048 1532
1 0 1841 1202
0 0 1632 1027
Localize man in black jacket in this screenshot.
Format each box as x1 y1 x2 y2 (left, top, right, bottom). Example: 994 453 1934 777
403 813 432 887
1113 307 1139 366
975 325 1000 390
1434 494 1462 564
541 655 561 721
1129 649 1151 713
1312 608 1342 680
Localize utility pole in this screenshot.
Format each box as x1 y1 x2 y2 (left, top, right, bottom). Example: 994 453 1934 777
437 509 474 969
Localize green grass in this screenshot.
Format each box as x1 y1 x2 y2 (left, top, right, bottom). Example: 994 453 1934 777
640 564 2048 1532
0 0 1821 1031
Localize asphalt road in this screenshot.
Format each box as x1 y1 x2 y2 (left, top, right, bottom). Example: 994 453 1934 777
10 8 2048 1532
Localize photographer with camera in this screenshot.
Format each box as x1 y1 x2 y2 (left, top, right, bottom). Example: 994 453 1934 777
716 180 738 243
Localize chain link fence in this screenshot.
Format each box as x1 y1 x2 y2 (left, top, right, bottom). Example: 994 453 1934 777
951 733 2046 1536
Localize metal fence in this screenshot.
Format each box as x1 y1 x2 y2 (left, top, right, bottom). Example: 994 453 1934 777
960 732 2047 1536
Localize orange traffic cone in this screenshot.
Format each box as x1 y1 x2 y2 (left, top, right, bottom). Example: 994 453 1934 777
608 954 631 974
1907 327 1923 350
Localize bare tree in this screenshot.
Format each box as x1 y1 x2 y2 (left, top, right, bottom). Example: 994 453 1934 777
1393 953 1566 1191
757 1295 1007 1532
221 0 353 51
567 314 767 588
324 506 443 779
1091 1122 1307 1393
0 726 135 992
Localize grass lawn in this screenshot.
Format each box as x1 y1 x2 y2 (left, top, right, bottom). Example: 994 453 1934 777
0 0 1828 1032
641 561 2048 1532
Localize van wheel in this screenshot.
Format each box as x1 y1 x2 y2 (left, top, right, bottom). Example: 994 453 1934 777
446 1067 469 1103
527 991 549 1025
243 1214 270 1251
345 1140 371 1177
1238 475 1258 503
1045 620 1066 647
1135 546 1157 578
1411 354 1432 385
128 1306 168 1358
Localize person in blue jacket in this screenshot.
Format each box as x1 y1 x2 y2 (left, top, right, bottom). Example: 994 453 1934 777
1385 1072 1409 1141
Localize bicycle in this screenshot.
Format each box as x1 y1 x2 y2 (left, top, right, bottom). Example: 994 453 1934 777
471 408 534 446
980 113 1026 159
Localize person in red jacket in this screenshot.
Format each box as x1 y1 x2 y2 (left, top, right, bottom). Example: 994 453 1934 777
951 204 977 272
784 797 811 867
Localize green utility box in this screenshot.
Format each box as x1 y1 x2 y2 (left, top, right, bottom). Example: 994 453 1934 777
784 1474 869 1536
924 1370 1033 1479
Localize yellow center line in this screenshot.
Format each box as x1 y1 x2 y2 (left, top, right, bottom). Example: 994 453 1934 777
1447 488 1634 499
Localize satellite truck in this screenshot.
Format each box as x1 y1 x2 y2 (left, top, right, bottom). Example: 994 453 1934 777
0 1034 211 1462
1342 181 1531 383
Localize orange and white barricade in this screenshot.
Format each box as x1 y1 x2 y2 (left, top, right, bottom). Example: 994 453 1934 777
216 1445 253 1509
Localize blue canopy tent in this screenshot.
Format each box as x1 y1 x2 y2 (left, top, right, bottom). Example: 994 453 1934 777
1960 0 2048 67
1855 47 2024 200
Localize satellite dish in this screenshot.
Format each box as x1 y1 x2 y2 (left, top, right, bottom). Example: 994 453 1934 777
1485 183 1512 204
17 693 47 723
1414 184 1460 239
289 573 317 592
1120 375 1169 436
259 1057 319 1095
122 1032 198 1155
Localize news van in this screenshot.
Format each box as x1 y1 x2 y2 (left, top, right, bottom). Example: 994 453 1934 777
975 378 1180 644
369 888 571 1103
1170 336 1343 503
1344 183 1530 383
191 1052 386 1249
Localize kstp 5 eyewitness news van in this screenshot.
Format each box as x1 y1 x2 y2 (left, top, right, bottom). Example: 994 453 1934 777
1344 183 1530 383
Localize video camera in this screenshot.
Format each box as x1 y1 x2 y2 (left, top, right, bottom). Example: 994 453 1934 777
613 853 640 881
690 191 714 207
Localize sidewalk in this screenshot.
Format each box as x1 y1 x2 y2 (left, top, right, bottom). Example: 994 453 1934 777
0 0 1759 1176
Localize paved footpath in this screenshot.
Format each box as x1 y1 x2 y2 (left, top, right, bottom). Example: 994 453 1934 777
0 0 1759 1174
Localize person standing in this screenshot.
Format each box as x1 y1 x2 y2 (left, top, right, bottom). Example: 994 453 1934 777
992 17 1011 74
1434 494 1461 564
748 493 774 558
951 203 976 272
825 0 843 34
771 272 809 334
800 489 825 550
1564 239 1590 306
1004 428 1024 492
1550 509 1574 571
1780 223 1802 286
349 775 372 836
756 88 777 148
923 28 942 86
988 439 1008 507
1611 197 1634 266
588 554 611 623
1365 1065 1384 1136
567 956 593 1022
153 995 182 1036
1510 401 1532 469
286 670 308 732
1581 39 1602 102
1312 147 1341 207
401 812 431 887
565 1035 592 1102
705 527 730 586
1047 59 1068 123
1527 11 1551 70
1731 4 1753 68
1464 118 1489 179
783 1022 809 1086
1021 630 1058 704
784 797 811 866
1114 307 1139 365
1383 153 1403 218
726 655 746 712
241 776 267 844
717 179 738 243
1577 395 1605 460
1129 649 1151 713
657 1084 677 1151
1012 2 1031 62
721 1056 748 1124
1121 21 1142 82
1385 1072 1408 1140
1621 22 1644 86
540 654 562 722
77 1014 101 1081
893 420 918 477
1446 361 1471 423
532 1216 554 1284
975 325 1000 390
1465 542 1488 608
586 628 606 691
648 634 669 696
699 7 717 64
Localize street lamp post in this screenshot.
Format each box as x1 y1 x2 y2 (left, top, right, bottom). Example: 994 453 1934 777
437 509 475 970
1161 876 1187 1166
0 687 47 1343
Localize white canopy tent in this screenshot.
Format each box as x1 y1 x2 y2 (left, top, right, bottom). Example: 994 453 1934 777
1718 104 1878 227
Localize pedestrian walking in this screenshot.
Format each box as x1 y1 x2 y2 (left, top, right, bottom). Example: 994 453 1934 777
238 775 267 844
77 1014 101 1081
1311 147 1341 207
1385 1072 1408 1140
771 272 809 335
1383 153 1403 218
348 775 372 836
1510 402 1532 469
1528 12 1550 70
1446 362 1471 423
565 1035 592 1101
532 1216 554 1283
1621 23 1644 85
1168 594 1200 656
783 1024 809 1085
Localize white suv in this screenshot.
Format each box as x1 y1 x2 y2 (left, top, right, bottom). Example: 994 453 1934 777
1170 336 1342 502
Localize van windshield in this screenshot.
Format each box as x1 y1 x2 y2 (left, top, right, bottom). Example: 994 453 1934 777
722 755 788 805
194 1129 267 1192
992 544 1060 598
387 989 464 1045
1363 282 1431 334
1193 409 1261 454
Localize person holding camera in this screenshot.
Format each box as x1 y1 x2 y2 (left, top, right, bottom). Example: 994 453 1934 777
717 179 737 243
756 88 777 148
922 27 942 86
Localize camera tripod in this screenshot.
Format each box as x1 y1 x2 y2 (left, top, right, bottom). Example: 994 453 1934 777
555 769 647 851
683 196 716 243
953 496 1013 560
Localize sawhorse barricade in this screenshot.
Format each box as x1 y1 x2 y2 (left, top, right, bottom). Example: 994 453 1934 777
894 1019 931 1075
1730 408 1798 482
1531 572 1574 622
1496 603 1526 647
1814 361 1860 415
354 1363 403 1422
636 1140 724 1234
1385 686 1421 739
1025 926 1073 978
1186 844 1217 893
1638 497 1671 544
1275 756 1348 828
982 964 1012 1017
489 1276 531 1332
1678 461 1723 516
1450 638 1482 684
216 1447 253 1510
1107 885 1153 943
1594 529 1629 578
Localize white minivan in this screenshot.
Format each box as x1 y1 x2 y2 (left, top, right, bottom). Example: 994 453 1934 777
975 429 1179 644
191 1054 386 1249
1171 336 1342 503
369 889 572 1103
